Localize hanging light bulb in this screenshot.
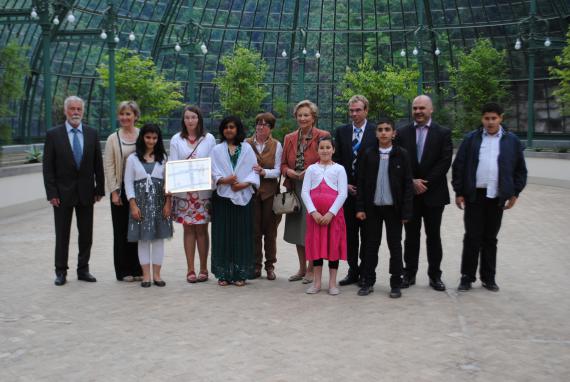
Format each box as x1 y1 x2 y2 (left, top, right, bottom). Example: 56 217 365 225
544 37 551 47
200 43 208 55
30 8 38 19
315 51 321 59
67 12 75 23
128 31 136 41
281 49 287 58
53 16 60 25
302 48 307 55
412 47 419 56
100 30 108 40
400 49 406 57
514 38 522 50
434 47 441 56
174 43 181 52
114 35 120 43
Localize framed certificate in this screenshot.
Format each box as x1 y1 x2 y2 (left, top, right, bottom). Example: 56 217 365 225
165 158 212 193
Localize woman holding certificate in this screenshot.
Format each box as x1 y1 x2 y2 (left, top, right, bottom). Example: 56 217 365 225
104 100 143 282
281 100 330 284
170 105 216 283
211 116 260 287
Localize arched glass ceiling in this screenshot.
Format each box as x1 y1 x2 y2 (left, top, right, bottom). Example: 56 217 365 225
1 0 568 142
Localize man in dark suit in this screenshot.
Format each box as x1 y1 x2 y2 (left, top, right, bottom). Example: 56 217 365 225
333 95 377 286
394 95 452 291
43 96 105 286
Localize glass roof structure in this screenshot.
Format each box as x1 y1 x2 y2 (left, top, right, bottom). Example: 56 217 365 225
1 0 569 142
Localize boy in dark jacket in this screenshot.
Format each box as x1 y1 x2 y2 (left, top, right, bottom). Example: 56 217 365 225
356 118 414 298
452 103 527 292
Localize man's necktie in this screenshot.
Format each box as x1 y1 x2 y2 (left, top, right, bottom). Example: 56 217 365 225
71 129 82 169
417 126 426 162
352 127 362 174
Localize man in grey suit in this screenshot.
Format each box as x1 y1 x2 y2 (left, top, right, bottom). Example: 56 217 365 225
43 96 105 286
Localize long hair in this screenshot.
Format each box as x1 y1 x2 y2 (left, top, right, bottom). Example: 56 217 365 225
180 105 205 138
135 123 167 164
218 115 246 144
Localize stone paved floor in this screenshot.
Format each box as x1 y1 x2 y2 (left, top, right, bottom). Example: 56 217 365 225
1 183 569 381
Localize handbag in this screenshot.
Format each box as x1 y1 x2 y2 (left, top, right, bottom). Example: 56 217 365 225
272 176 301 215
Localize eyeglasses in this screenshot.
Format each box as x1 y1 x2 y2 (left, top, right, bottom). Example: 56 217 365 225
349 108 364 113
256 122 270 127
376 127 393 132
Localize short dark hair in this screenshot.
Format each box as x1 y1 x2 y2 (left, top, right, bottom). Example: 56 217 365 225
180 105 205 138
481 102 504 116
376 117 395 129
218 115 246 144
318 135 335 148
255 112 276 129
136 123 167 164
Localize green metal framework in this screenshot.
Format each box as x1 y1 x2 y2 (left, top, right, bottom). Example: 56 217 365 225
1 0 569 142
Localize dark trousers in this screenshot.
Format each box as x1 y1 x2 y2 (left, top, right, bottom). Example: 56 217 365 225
53 204 94 275
362 205 403 288
343 194 365 277
253 194 281 271
110 188 141 280
403 197 445 280
461 189 504 283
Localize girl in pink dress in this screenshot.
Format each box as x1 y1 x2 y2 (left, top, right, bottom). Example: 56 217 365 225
301 136 348 295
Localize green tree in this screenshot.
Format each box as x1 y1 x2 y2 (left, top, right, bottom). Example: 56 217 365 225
212 46 269 129
550 27 570 116
336 58 419 120
271 97 296 143
0 41 30 144
97 49 184 126
449 39 509 134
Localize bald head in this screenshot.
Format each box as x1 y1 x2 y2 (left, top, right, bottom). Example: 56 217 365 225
412 95 433 125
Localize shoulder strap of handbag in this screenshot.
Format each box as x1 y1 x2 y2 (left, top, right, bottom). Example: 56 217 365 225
186 136 204 159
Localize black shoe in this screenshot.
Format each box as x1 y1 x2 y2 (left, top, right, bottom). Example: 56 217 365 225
357 285 374 296
54 273 66 286
141 281 151 288
77 272 97 282
357 277 366 287
482 281 500 292
339 274 359 286
429 277 446 291
458 276 472 291
401 274 416 289
153 280 166 287
389 287 402 298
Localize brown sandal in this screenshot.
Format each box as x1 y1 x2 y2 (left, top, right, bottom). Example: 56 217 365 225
234 280 246 287
197 271 209 282
187 271 197 283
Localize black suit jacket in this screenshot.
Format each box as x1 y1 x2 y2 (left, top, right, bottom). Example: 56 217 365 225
43 123 105 207
356 145 414 221
394 121 452 207
333 120 377 185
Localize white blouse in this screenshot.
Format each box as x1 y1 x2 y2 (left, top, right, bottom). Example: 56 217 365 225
211 142 260 206
301 162 348 216
169 132 216 199
124 153 166 201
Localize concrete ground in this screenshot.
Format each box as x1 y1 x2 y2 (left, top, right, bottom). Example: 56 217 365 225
1 183 569 381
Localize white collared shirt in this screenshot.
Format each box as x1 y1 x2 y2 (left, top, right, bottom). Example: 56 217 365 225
65 121 84 152
476 127 503 198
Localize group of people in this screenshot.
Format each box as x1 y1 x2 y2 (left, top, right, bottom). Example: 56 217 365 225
42 93 527 298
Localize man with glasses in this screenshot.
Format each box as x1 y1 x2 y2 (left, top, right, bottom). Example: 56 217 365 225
333 95 377 287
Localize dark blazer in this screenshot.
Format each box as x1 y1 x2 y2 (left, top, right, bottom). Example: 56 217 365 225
394 121 452 207
333 120 377 185
43 124 105 207
356 145 414 221
452 127 527 204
